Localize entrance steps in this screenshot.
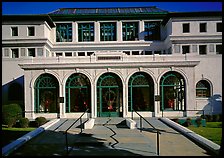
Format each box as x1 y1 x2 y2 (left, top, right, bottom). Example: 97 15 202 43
94 117 126 125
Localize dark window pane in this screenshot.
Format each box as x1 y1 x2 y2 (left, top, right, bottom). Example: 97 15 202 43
28 48 35 57
28 27 35 36
216 45 222 54
200 23 207 32
144 22 160 41
182 46 190 54
12 48 19 58
217 23 222 32
11 27 18 36
183 23 189 33
199 45 207 55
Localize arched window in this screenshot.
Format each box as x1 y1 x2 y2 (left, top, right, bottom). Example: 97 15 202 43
65 73 91 112
196 80 211 98
97 73 122 117
128 72 154 111
34 74 59 113
160 71 186 111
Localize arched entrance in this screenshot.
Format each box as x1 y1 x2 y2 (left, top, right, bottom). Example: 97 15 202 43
97 73 123 117
34 73 59 113
128 72 154 112
160 71 186 111
65 73 91 112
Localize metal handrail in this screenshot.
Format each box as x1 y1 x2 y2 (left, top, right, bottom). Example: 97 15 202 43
64 108 89 155
132 109 161 156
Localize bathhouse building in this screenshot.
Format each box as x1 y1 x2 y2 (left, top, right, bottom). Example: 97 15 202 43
2 6 222 119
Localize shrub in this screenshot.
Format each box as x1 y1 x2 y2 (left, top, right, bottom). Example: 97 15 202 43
35 117 47 127
204 115 213 122
195 117 202 127
19 117 30 128
183 117 192 127
2 104 22 127
212 114 220 122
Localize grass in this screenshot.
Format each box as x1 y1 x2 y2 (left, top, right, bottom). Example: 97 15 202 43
187 122 222 145
2 125 36 148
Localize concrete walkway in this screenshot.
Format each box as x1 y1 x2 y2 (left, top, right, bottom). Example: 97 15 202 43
6 117 217 156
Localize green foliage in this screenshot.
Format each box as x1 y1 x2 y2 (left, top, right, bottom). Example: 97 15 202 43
19 117 30 128
35 117 47 127
188 122 222 145
183 117 192 127
2 104 22 128
195 117 202 127
202 114 222 122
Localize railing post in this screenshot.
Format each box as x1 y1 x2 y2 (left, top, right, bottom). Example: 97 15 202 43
157 130 160 156
140 117 142 132
80 117 82 133
132 109 133 120
66 132 68 155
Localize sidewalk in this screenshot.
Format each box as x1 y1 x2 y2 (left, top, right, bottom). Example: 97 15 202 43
7 117 214 156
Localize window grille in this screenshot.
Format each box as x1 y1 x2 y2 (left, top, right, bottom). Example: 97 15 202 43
122 22 138 41
100 22 116 41
56 23 72 42
78 23 94 42
196 80 210 98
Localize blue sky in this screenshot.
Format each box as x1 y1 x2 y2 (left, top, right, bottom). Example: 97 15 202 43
2 2 222 15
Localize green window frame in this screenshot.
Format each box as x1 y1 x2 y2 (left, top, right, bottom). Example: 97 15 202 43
196 80 211 98
144 22 160 41
160 72 185 111
34 74 59 113
97 73 122 117
56 23 72 42
65 73 91 113
100 22 116 41
78 23 94 42
128 72 154 112
122 22 138 41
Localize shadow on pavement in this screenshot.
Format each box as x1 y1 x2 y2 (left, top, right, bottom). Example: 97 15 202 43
9 129 142 156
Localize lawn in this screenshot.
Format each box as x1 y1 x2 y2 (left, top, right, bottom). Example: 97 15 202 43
187 122 222 145
2 126 36 148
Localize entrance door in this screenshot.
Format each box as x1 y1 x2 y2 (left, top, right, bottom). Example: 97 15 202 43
97 73 122 117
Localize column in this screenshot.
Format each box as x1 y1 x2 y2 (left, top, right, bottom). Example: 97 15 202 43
94 21 100 43
139 20 144 41
117 21 122 42
73 22 78 43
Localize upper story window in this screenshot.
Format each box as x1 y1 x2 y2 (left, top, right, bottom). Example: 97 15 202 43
182 45 190 54
199 45 207 55
122 22 138 41
144 21 160 41
56 23 72 42
78 23 94 42
28 26 35 36
196 80 211 98
216 45 222 54
100 22 116 41
200 23 207 32
11 27 18 36
182 23 190 33
216 22 222 32
11 48 19 58
28 48 35 57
